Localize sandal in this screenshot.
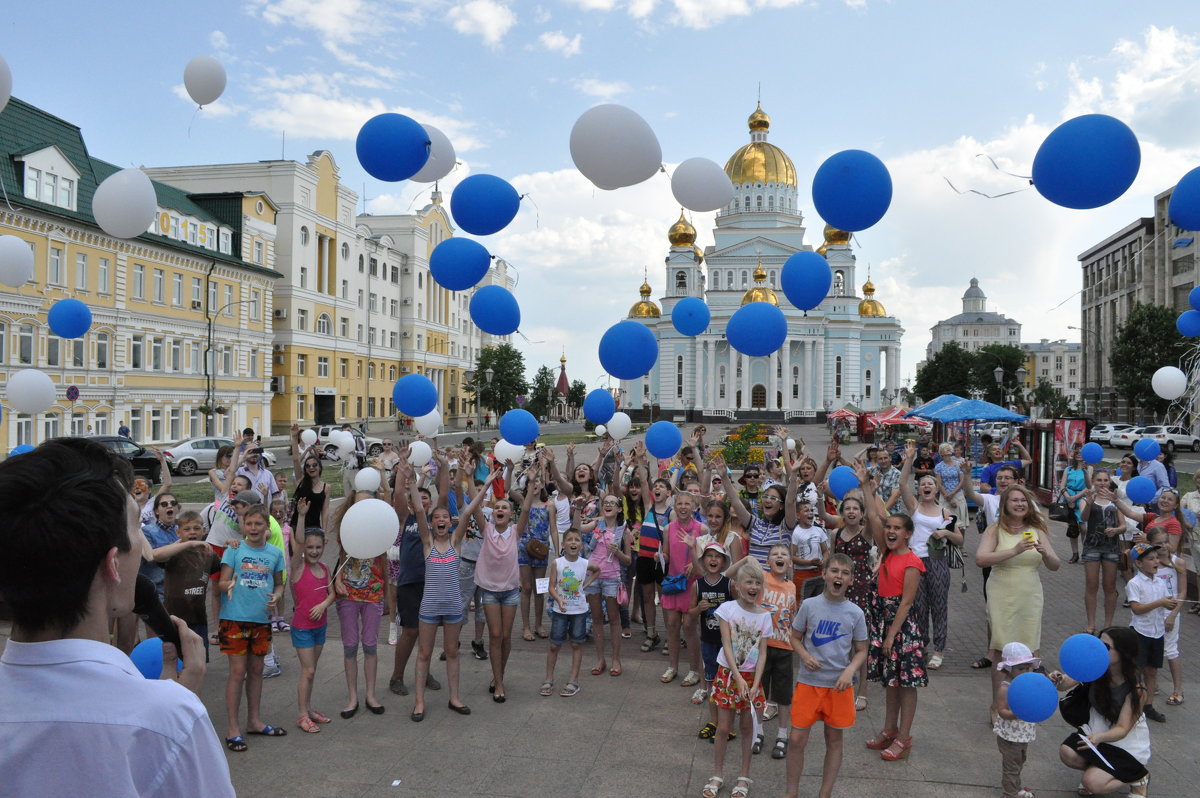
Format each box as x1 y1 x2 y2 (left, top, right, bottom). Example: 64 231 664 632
539 681 554 697
855 696 868 711
751 733 764 754
1167 692 1185 705
1015 789 1035 798
590 662 607 676
610 666 623 677
247 724 287 737
308 710 331 724
730 776 752 798
660 667 678 684
865 728 897 750
560 681 580 697
225 736 248 752
1130 774 1149 797
927 652 943 670
880 735 913 761
698 721 717 740
970 657 992 669
621 629 632 639
771 738 788 759
681 670 701 687
298 716 320 734
691 687 708 704
640 634 661 652
522 629 535 642
701 776 723 798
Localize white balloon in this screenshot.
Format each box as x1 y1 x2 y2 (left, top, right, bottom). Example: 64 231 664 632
409 124 456 183
329 430 353 450
93 169 157 239
569 104 662 190
354 467 382 494
1151 366 1188 401
0 234 34 287
671 157 736 212
300 428 318 447
595 424 607 437
493 439 524 465
607 412 632 440
785 438 796 451
0 55 11 114
414 410 441 437
183 55 227 107
340 498 400 559
6 368 56 414
407 440 433 467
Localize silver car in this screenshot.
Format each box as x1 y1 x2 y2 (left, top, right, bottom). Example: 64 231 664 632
163 437 277 476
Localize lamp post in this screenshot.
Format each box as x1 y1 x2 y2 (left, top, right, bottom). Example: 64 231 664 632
206 297 259 436
463 366 494 431
992 364 1029 410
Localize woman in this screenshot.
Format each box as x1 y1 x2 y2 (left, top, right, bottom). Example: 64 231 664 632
1078 471 1123 635
933 442 967 534
1112 487 1186 556
716 454 793 568
1052 626 1151 796
1058 447 1090 564
289 425 331 534
976 484 1061 709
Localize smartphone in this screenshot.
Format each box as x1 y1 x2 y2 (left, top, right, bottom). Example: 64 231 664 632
1022 530 1035 543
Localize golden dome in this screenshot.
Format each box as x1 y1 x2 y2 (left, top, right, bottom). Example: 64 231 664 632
629 280 661 318
668 210 696 247
692 245 704 263
741 261 779 306
560 354 567 364
817 242 828 257
858 279 886 317
748 103 770 131
724 105 797 187
823 225 851 246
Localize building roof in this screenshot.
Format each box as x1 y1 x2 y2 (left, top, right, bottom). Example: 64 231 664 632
963 277 985 299
935 311 1015 326
1020 340 1081 353
724 104 797 187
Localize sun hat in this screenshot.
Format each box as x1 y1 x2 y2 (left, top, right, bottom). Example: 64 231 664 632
996 641 1041 672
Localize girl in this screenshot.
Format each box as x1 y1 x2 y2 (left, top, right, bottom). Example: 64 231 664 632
633 466 674 653
660 491 707 686
862 470 926 762
1051 627 1151 797
717 454 793 568
581 490 631 678
822 489 877 711
691 541 733 734
518 454 553 642
553 442 600 520
1059 447 1090 564
702 558 774 798
899 442 962 671
1078 471 1122 634
209 443 243 503
409 462 473 722
700 499 744 561
289 500 334 734
332 493 387 718
993 642 1040 798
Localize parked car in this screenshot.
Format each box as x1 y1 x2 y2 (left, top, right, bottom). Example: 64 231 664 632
1142 425 1200 453
1109 427 1147 449
162 437 277 476
972 421 1012 437
90 435 163 483
1089 423 1134 443
307 426 384 459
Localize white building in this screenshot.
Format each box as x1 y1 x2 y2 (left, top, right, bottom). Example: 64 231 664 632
926 278 1021 358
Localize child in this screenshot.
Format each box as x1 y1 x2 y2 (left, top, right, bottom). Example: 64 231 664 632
269 496 293 633
790 500 828 597
333 493 388 719
162 510 222 661
661 490 707 686
582 489 631 678
784 553 868 798
756 542 797 759
217 503 287 751
993 642 1039 798
289 500 335 733
1146 528 1186 707
541 528 598 697
702 558 774 798
691 542 734 740
1126 542 1177 723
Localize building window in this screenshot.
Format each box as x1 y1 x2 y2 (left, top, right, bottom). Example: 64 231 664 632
43 413 60 441
151 338 163 370
676 355 684 398
249 349 258 378
254 240 264 264
712 272 720 290
833 271 845 296
864 368 872 399
191 277 202 308
170 339 181 371
742 271 749 288
835 356 843 398
792 366 799 398
47 337 60 367
19 324 34 364
219 230 232 254
153 269 164 303
71 410 86 436
250 289 260 320
172 273 182 305
296 354 307 376
299 226 309 246
390 299 398 317
317 356 329 377
169 408 181 440
357 324 363 342
357 290 364 308
340 280 348 299
296 395 305 419
297 309 308 331
75 253 88 290
368 362 376 380
15 414 32 446
370 258 378 277
340 317 349 337
389 365 396 380
341 242 349 260
316 313 331 335
95 332 108 368
369 293 378 312
224 285 233 315
339 358 348 378
49 247 64 285
130 335 143 369
99 258 110 293
190 342 200 373
719 366 726 399
71 339 83 367
675 271 686 290
299 266 308 288
150 408 162 441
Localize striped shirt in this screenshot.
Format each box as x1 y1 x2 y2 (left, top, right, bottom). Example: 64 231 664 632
420 541 464 618
746 516 789 568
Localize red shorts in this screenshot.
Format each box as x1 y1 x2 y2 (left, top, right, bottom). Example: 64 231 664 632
790 682 856 729
209 544 226 580
218 619 271 657
710 666 766 712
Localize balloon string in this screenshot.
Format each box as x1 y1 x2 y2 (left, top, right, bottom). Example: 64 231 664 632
0 177 20 211
943 176 1032 199
520 193 540 229
976 154 1031 181
187 105 202 139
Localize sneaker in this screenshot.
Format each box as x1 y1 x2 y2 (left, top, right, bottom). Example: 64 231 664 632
388 622 398 646
262 663 282 679
1144 705 1166 723
471 640 488 661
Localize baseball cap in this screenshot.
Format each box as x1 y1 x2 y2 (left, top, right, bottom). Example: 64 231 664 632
1129 543 1161 562
233 489 262 505
702 541 729 558
996 641 1041 672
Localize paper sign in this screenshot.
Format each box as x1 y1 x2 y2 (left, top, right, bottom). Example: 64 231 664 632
535 577 550 595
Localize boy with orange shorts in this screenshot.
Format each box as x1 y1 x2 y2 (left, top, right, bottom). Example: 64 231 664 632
784 553 868 798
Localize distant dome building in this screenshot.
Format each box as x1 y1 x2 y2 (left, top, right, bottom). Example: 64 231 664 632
620 106 905 420
926 277 1021 359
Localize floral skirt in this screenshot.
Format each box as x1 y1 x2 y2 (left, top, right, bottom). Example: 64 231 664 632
867 594 928 688
710 666 766 711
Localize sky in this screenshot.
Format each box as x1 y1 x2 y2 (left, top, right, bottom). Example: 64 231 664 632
5 1 1200 395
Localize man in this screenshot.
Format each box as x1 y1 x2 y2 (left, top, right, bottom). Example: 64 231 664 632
237 445 278 505
0 438 233 796
869 446 902 515
1136 452 1172 500
738 466 763 516
979 438 1032 494
117 419 131 439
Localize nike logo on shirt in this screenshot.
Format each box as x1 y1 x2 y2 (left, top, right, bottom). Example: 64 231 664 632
811 619 847 647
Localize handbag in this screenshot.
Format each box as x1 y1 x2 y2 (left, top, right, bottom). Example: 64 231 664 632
1049 491 1071 522
617 580 629 605
1059 682 1091 727
525 537 549 561
661 573 689 595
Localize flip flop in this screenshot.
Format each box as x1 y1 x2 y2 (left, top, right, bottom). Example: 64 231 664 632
590 662 607 676
225 736 247 752
247 725 287 737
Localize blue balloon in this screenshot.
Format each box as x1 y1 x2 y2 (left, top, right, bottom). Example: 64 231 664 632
645 420 683 459
47 298 92 339
599 321 658 380
1177 310 1200 337
811 149 893 232
1080 442 1104 464
1185 509 1198 528
430 238 491 291
1059 633 1109 683
1168 166 1200 232
671 297 710 337
583 389 616 425
1124 475 1155 504
130 636 164 680
1190 285 1200 313
1032 114 1140 210
727 302 787 357
392 373 438 418
828 465 860 500
355 113 430 182
1132 437 1160 462
469 285 521 335
451 174 520 236
8 444 33 456
1007 672 1058 723
781 251 832 311
499 409 539 446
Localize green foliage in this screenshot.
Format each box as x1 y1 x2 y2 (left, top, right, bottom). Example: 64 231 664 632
1032 378 1073 417
465 344 528 418
567 379 587 408
524 365 556 420
1110 303 1187 417
915 341 975 401
718 423 768 466
972 344 1028 405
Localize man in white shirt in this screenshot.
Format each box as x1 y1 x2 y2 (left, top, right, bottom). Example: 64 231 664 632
0 437 233 797
236 445 278 504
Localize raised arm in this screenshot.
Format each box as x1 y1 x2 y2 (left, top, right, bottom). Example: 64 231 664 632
409 475 432 552
433 443 450 509
391 444 412 520
1111 494 1147 523
784 460 801 528
289 498 310 573
960 457 985 507
714 454 751 528
545 447 573 497
210 440 244 496
516 472 542 534
453 470 497 540
1012 440 1032 469
898 441 917 513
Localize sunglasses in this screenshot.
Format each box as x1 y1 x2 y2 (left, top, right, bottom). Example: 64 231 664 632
306 462 320 469
602 500 620 506
745 473 760 479
158 500 179 508
384 443 393 447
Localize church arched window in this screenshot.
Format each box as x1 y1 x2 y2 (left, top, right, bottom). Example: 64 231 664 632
736 356 742 379
833 270 845 296
756 195 763 209
676 356 684 398
743 196 750 210
768 195 774 210
835 356 843 398
675 271 687 290
742 271 749 288
719 366 726 399
792 366 799 398
865 369 873 399
768 270 776 287
711 271 720 290
727 270 734 287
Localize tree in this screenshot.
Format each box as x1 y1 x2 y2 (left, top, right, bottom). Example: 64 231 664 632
915 341 975 402
971 344 1028 405
567 379 587 409
1031 378 1073 418
1110 303 1187 418
465 343 528 420
524 365 556 420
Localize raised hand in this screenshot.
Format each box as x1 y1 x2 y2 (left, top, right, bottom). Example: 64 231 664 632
565 442 575 457
296 497 311 517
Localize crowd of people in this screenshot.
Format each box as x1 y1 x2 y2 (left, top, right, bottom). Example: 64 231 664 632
0 421 1192 797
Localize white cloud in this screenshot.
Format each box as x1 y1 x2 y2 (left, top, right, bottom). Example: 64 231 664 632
246 0 411 74
209 30 230 53
539 30 583 57
572 77 631 99
565 0 620 10
447 0 517 47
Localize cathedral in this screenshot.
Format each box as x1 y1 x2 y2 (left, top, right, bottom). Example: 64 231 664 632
620 105 904 422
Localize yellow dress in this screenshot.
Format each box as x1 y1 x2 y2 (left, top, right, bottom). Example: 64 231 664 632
988 526 1045 651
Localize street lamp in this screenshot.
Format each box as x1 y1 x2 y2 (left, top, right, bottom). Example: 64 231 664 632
463 366 494 431
205 297 259 436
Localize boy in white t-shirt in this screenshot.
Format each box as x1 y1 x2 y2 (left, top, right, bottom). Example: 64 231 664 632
1146 528 1186 708
790 500 829 599
541 529 598 698
1126 543 1178 723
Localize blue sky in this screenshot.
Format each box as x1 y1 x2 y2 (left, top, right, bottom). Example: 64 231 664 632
5 1 1200 393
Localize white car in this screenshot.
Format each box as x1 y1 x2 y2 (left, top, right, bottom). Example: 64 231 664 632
1109 427 1146 449
1089 423 1134 444
1142 425 1200 453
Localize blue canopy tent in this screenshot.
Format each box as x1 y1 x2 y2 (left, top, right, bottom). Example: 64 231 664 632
924 399 1027 423
906 393 967 419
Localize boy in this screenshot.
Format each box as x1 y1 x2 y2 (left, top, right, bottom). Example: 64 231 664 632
757 542 798 758
692 542 735 741
1126 542 1178 723
542 528 598 697
1147 528 1186 708
790 500 828 598
785 553 868 798
163 510 222 661
218 503 287 751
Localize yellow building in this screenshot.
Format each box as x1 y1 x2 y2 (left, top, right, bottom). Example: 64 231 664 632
0 98 279 448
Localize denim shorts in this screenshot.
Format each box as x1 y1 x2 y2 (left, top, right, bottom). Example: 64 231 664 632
419 612 466 626
1080 550 1121 564
584 577 621 597
290 624 328 649
701 641 722 682
480 587 520 607
550 610 588 645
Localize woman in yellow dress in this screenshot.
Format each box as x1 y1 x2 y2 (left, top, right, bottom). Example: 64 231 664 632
976 484 1061 712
